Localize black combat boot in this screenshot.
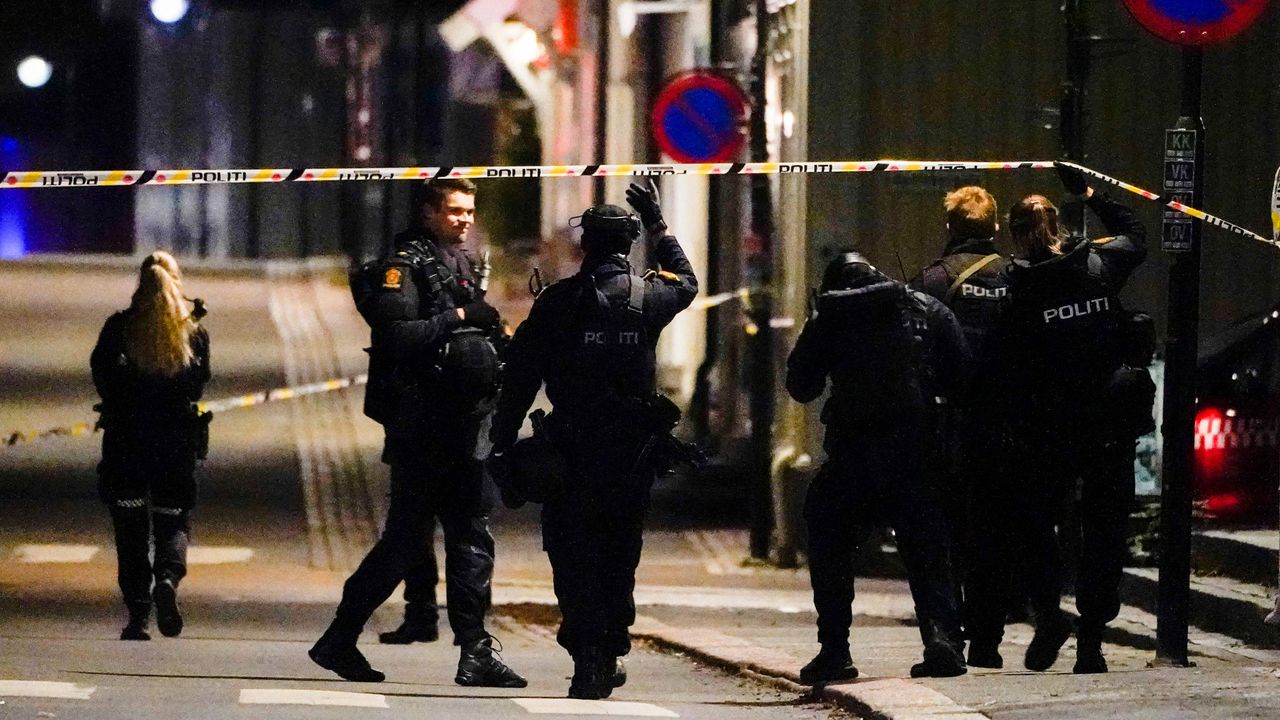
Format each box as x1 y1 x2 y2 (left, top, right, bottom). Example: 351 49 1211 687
1024 612 1073 672
455 636 528 688
568 647 613 699
799 645 859 684
153 577 183 638
910 621 968 678
120 601 151 641
610 656 627 688
966 639 1003 669
1073 629 1108 674
309 628 385 683
373 602 440 640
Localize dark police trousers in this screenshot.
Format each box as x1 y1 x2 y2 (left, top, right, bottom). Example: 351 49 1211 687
328 431 494 647
967 434 1135 643
100 424 198 611
400 526 440 628
541 425 651 658
805 428 960 650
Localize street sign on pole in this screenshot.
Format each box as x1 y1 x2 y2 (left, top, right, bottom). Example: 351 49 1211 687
652 71 748 164
1162 129 1197 252
1123 0 1272 46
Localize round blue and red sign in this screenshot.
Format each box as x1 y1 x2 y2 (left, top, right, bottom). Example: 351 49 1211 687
1123 0 1271 46
651 71 748 164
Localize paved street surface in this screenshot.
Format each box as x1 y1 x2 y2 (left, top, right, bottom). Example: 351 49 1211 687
3 257 1280 719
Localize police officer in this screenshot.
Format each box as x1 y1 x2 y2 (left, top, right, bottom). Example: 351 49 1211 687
91 251 210 641
787 252 971 681
967 163 1148 674
909 185 1011 650
310 179 525 688
488 181 697 699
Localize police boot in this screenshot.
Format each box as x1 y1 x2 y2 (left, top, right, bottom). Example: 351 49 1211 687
1024 611 1073 672
966 639 1003 669
153 577 183 638
1073 629 1108 674
120 601 151 641
309 628 385 683
799 645 859 685
568 647 613 699
610 656 628 688
910 621 968 678
456 636 528 688
378 605 439 644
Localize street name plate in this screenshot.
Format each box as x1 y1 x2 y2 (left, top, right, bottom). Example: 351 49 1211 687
1163 128 1197 252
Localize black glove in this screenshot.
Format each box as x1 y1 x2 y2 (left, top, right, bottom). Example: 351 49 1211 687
486 451 526 509
625 179 666 233
1054 161 1089 196
460 301 500 329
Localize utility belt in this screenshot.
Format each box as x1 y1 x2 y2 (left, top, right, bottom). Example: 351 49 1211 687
94 402 213 459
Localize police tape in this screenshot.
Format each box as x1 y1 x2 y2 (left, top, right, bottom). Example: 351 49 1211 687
2 158 1271 249
3 374 368 449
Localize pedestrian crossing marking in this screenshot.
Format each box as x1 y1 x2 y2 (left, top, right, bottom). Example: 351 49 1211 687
187 546 254 564
0 680 96 700
513 698 679 717
13 544 99 563
239 689 388 708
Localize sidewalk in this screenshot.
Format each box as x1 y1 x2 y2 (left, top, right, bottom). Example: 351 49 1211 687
619 595 1280 720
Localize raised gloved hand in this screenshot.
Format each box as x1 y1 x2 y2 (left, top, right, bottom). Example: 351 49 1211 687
1054 161 1089 196
625 179 666 233
460 301 500 329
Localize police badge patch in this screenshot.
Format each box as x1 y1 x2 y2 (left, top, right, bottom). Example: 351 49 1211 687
382 267 403 289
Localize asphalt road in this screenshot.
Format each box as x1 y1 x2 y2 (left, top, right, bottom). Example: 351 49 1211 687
0 259 861 720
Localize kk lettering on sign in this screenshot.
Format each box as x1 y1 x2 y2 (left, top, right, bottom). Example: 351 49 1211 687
1043 297 1109 323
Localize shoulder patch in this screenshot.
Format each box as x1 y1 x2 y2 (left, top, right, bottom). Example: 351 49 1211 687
1091 236 1116 246
382 267 404 289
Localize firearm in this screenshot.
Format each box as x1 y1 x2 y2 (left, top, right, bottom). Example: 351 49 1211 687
528 267 547 298
629 394 709 477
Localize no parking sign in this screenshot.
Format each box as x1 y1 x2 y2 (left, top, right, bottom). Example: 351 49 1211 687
651 71 748 164
1123 0 1271 45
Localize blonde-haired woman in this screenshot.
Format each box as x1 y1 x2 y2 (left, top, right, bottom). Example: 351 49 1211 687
91 251 210 641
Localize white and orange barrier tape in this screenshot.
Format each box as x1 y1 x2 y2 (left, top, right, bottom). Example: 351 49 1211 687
4 374 368 449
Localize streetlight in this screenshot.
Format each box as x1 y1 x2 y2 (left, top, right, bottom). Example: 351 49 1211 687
15 56 52 89
150 0 190 25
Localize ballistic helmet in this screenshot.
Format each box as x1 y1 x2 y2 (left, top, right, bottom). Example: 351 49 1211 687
821 251 882 291
572 204 642 255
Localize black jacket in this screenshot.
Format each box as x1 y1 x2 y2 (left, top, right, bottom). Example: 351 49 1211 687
911 236 1010 362
355 229 489 436
490 234 698 450
91 310 211 428
986 191 1148 426
787 277 970 443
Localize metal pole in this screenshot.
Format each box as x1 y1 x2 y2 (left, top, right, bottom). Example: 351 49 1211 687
593 0 610 205
746 0 775 560
1061 0 1090 235
1155 45 1203 668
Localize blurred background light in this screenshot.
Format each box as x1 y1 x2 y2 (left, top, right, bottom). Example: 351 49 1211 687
15 56 52 89
150 0 190 25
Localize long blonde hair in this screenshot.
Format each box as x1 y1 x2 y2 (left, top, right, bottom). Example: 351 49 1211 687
1008 194 1069 260
126 252 195 377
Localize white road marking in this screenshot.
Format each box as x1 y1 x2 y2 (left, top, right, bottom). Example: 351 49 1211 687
239 689 388 708
513 698 679 717
0 680 96 700
13 544 99 563
186 546 254 564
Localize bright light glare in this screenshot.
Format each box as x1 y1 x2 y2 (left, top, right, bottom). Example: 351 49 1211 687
16 56 51 89
150 0 190 24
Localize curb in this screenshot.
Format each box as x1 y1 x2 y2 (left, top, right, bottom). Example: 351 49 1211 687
630 615 986 720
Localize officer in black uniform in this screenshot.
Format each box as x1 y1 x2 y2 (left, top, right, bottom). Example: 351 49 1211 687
310 179 525 688
488 181 697 699
788 252 971 682
967 163 1148 674
909 185 1011 651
